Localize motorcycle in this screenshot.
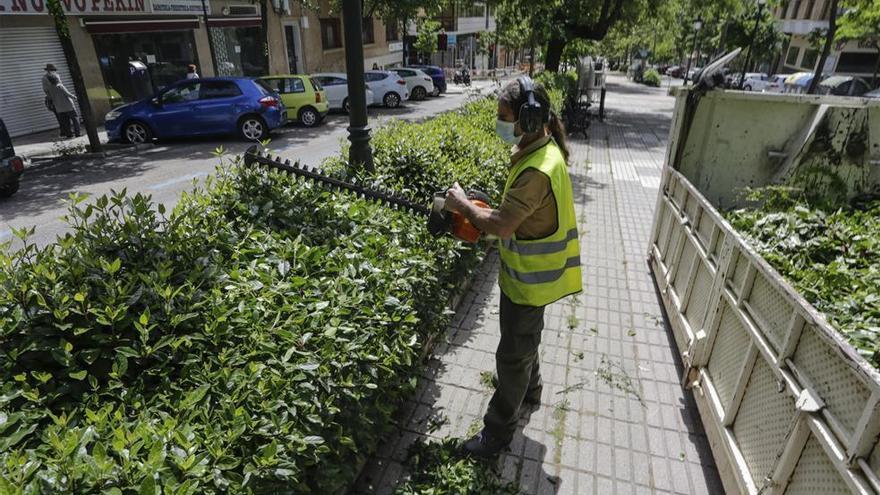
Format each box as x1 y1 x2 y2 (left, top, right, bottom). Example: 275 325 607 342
453 68 471 86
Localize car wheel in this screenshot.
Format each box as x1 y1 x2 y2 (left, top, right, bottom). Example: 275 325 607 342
383 92 401 108
123 121 152 144
239 115 268 141
0 180 20 199
299 107 320 127
744 84 752 91
342 98 351 113
411 86 427 100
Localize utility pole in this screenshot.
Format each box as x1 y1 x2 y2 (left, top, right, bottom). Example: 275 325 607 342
341 0 374 171
46 0 101 153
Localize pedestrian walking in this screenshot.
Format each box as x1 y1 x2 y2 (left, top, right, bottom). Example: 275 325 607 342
42 63 64 128
45 73 80 138
443 76 582 458
186 64 199 79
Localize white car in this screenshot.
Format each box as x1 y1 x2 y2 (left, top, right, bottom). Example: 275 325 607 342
390 68 435 100
741 73 769 91
764 74 788 93
311 73 374 113
364 70 409 108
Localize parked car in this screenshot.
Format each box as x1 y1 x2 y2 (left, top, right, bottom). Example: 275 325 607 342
739 73 769 91
686 67 703 81
0 118 24 198
665 65 683 78
311 73 374 113
765 74 789 93
105 77 286 143
407 65 447 95
390 68 435 100
863 88 880 99
364 71 408 108
257 75 328 127
817 75 872 97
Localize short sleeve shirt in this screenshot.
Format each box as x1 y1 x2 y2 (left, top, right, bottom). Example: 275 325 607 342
498 136 558 240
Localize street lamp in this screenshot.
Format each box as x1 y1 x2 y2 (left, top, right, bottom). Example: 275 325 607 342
341 0 374 171
739 0 768 90
684 16 703 85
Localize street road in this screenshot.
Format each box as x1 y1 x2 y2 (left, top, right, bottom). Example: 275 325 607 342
1 80 500 249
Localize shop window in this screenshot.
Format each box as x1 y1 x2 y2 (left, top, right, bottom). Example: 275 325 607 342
835 52 879 73
460 2 485 17
161 81 200 103
92 30 200 104
362 17 375 44
201 81 242 99
385 20 399 42
210 26 266 77
801 48 819 69
321 18 342 49
785 46 801 66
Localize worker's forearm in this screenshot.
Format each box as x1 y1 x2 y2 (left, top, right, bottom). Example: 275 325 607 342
459 203 515 239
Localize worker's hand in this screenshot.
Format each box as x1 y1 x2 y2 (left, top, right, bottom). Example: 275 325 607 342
444 182 469 213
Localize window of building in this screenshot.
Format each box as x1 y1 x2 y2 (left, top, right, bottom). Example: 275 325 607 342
791 0 802 18
385 20 400 41
320 18 342 49
200 81 242 99
837 51 880 73
362 17 375 44
210 26 266 77
785 46 801 66
805 0 816 17
801 48 819 69
460 2 485 17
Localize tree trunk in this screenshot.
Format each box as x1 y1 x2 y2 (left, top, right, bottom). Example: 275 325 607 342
545 36 566 72
47 0 101 153
808 0 838 94
872 44 880 88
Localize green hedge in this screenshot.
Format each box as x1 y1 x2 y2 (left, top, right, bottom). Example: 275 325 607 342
533 71 578 114
0 99 508 493
642 68 661 87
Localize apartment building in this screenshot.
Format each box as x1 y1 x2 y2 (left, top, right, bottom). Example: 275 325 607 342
421 1 500 70
775 0 878 79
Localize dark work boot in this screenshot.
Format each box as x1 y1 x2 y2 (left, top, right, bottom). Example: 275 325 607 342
462 429 510 459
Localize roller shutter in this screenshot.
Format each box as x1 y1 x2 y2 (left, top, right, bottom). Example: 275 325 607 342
0 26 77 137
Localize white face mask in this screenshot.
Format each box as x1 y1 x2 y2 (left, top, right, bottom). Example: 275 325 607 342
496 119 521 145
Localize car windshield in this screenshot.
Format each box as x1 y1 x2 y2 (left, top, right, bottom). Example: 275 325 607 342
254 79 276 96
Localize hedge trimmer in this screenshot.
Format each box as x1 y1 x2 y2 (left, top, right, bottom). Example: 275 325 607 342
243 146 491 243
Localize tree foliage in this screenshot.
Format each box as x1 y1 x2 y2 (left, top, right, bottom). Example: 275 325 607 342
414 18 442 57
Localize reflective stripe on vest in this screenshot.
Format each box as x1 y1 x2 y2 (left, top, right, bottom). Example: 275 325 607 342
498 140 583 307
501 228 578 255
501 255 581 284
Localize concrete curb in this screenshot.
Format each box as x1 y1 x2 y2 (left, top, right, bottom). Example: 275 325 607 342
25 143 154 171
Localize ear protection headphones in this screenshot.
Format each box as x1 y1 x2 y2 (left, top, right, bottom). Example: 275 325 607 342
517 76 550 134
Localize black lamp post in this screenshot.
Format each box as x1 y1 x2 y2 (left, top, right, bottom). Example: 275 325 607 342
739 0 768 89
341 0 374 171
683 17 703 85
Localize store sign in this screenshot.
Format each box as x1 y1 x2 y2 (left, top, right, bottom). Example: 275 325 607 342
0 0 208 14
388 41 403 52
447 33 457 46
151 0 206 14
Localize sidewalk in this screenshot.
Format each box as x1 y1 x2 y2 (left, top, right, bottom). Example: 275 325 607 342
353 75 724 494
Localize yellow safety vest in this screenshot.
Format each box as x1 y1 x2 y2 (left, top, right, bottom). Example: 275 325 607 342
498 140 582 307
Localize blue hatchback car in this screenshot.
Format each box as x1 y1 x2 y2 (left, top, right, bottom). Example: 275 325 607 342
407 65 447 95
105 77 286 143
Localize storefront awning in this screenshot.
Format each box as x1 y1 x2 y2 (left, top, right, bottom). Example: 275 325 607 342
84 18 200 34
208 17 261 28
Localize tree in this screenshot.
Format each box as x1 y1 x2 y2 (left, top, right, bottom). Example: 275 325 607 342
808 0 840 94
46 0 101 153
414 18 442 62
494 0 656 72
837 0 880 84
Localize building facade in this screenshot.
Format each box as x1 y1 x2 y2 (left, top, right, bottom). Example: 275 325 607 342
774 0 879 80
0 0 407 137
